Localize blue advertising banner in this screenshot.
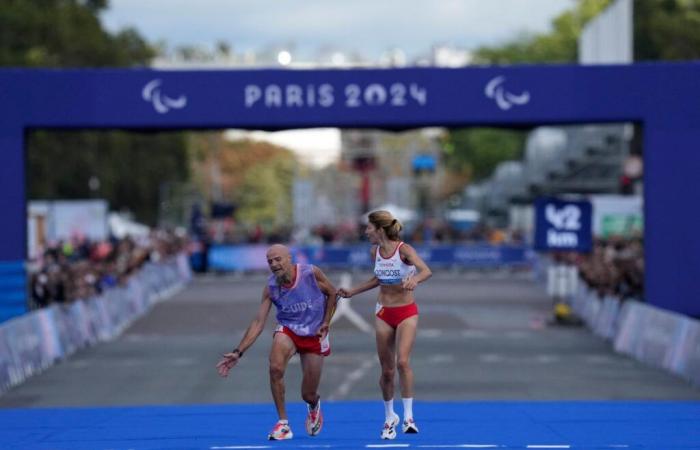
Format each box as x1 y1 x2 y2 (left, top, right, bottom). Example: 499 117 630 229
208 244 532 272
2 64 700 316
534 197 592 252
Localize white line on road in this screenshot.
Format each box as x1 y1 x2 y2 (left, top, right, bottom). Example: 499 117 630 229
329 358 376 400
331 273 373 333
366 445 410 448
419 329 444 338
211 446 271 449
210 443 628 449
417 445 500 448
526 446 571 449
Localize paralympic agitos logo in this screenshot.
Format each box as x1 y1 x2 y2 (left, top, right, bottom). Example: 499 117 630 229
142 79 188 114
484 76 530 111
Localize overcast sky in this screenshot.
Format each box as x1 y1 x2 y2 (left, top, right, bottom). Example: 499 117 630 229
101 0 574 60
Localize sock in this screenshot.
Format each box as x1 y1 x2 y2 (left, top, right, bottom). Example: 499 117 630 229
278 419 288 424
402 397 413 421
384 399 395 421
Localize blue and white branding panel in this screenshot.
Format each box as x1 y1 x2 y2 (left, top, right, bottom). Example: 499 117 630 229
535 197 592 252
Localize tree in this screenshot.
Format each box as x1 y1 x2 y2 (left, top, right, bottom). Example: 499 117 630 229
27 130 189 225
473 0 613 65
0 0 153 67
189 136 298 228
443 0 614 184
442 128 526 181
235 156 295 227
1 1 190 226
634 0 700 61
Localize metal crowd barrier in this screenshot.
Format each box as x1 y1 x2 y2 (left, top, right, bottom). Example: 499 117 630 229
0 253 192 394
569 282 700 387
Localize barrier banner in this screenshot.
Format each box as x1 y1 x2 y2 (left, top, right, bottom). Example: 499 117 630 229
669 320 700 385
209 244 533 272
0 254 190 395
53 302 88 357
86 295 114 342
614 301 644 355
593 296 621 340
637 306 683 369
3 313 44 385
35 308 63 362
0 326 15 391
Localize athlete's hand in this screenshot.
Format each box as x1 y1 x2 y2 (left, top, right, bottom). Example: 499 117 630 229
216 352 241 377
402 276 417 291
316 322 330 339
337 288 352 298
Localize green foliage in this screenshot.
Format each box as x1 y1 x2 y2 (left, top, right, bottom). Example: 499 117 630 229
234 154 295 228
449 0 700 184
3 1 189 225
0 0 153 67
473 0 613 64
442 128 526 181
28 130 190 225
445 1 613 182
634 0 700 61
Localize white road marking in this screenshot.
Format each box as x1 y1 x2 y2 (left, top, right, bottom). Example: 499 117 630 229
526 446 570 449
211 446 271 449
534 354 560 364
461 330 490 339
331 273 373 333
366 445 410 448
419 329 444 338
329 358 376 400
208 443 628 450
428 354 455 364
417 445 500 448
480 353 506 363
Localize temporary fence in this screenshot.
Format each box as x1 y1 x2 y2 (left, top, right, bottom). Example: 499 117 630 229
569 281 700 387
0 253 191 394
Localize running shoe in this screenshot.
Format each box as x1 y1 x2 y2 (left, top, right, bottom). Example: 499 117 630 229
380 413 400 440
402 418 419 434
305 399 323 436
268 421 293 440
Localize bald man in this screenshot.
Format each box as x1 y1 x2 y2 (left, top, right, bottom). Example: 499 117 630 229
216 244 338 440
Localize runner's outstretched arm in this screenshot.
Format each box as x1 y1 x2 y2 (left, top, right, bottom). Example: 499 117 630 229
216 286 272 377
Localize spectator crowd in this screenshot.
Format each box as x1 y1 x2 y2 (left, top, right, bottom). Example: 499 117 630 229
29 230 187 308
551 235 645 303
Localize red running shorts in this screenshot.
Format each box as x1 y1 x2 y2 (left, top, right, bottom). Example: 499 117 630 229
375 302 419 329
274 325 331 356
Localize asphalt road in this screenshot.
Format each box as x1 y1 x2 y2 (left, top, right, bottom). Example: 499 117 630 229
1 270 698 408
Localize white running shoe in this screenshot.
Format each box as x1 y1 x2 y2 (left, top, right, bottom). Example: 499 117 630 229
268 421 293 440
305 399 323 436
402 418 419 434
380 413 400 440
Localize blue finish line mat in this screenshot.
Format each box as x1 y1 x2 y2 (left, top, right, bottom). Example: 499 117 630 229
1 401 699 449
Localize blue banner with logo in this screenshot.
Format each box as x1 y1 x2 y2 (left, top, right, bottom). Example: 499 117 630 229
3 64 700 316
207 244 533 272
534 197 592 252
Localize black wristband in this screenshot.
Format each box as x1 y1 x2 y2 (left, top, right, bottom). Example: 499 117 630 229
232 348 243 357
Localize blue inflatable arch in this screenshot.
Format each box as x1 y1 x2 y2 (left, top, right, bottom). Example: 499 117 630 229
1 64 699 320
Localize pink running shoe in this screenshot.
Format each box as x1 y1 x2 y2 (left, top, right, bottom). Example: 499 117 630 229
268 421 293 440
305 399 324 436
